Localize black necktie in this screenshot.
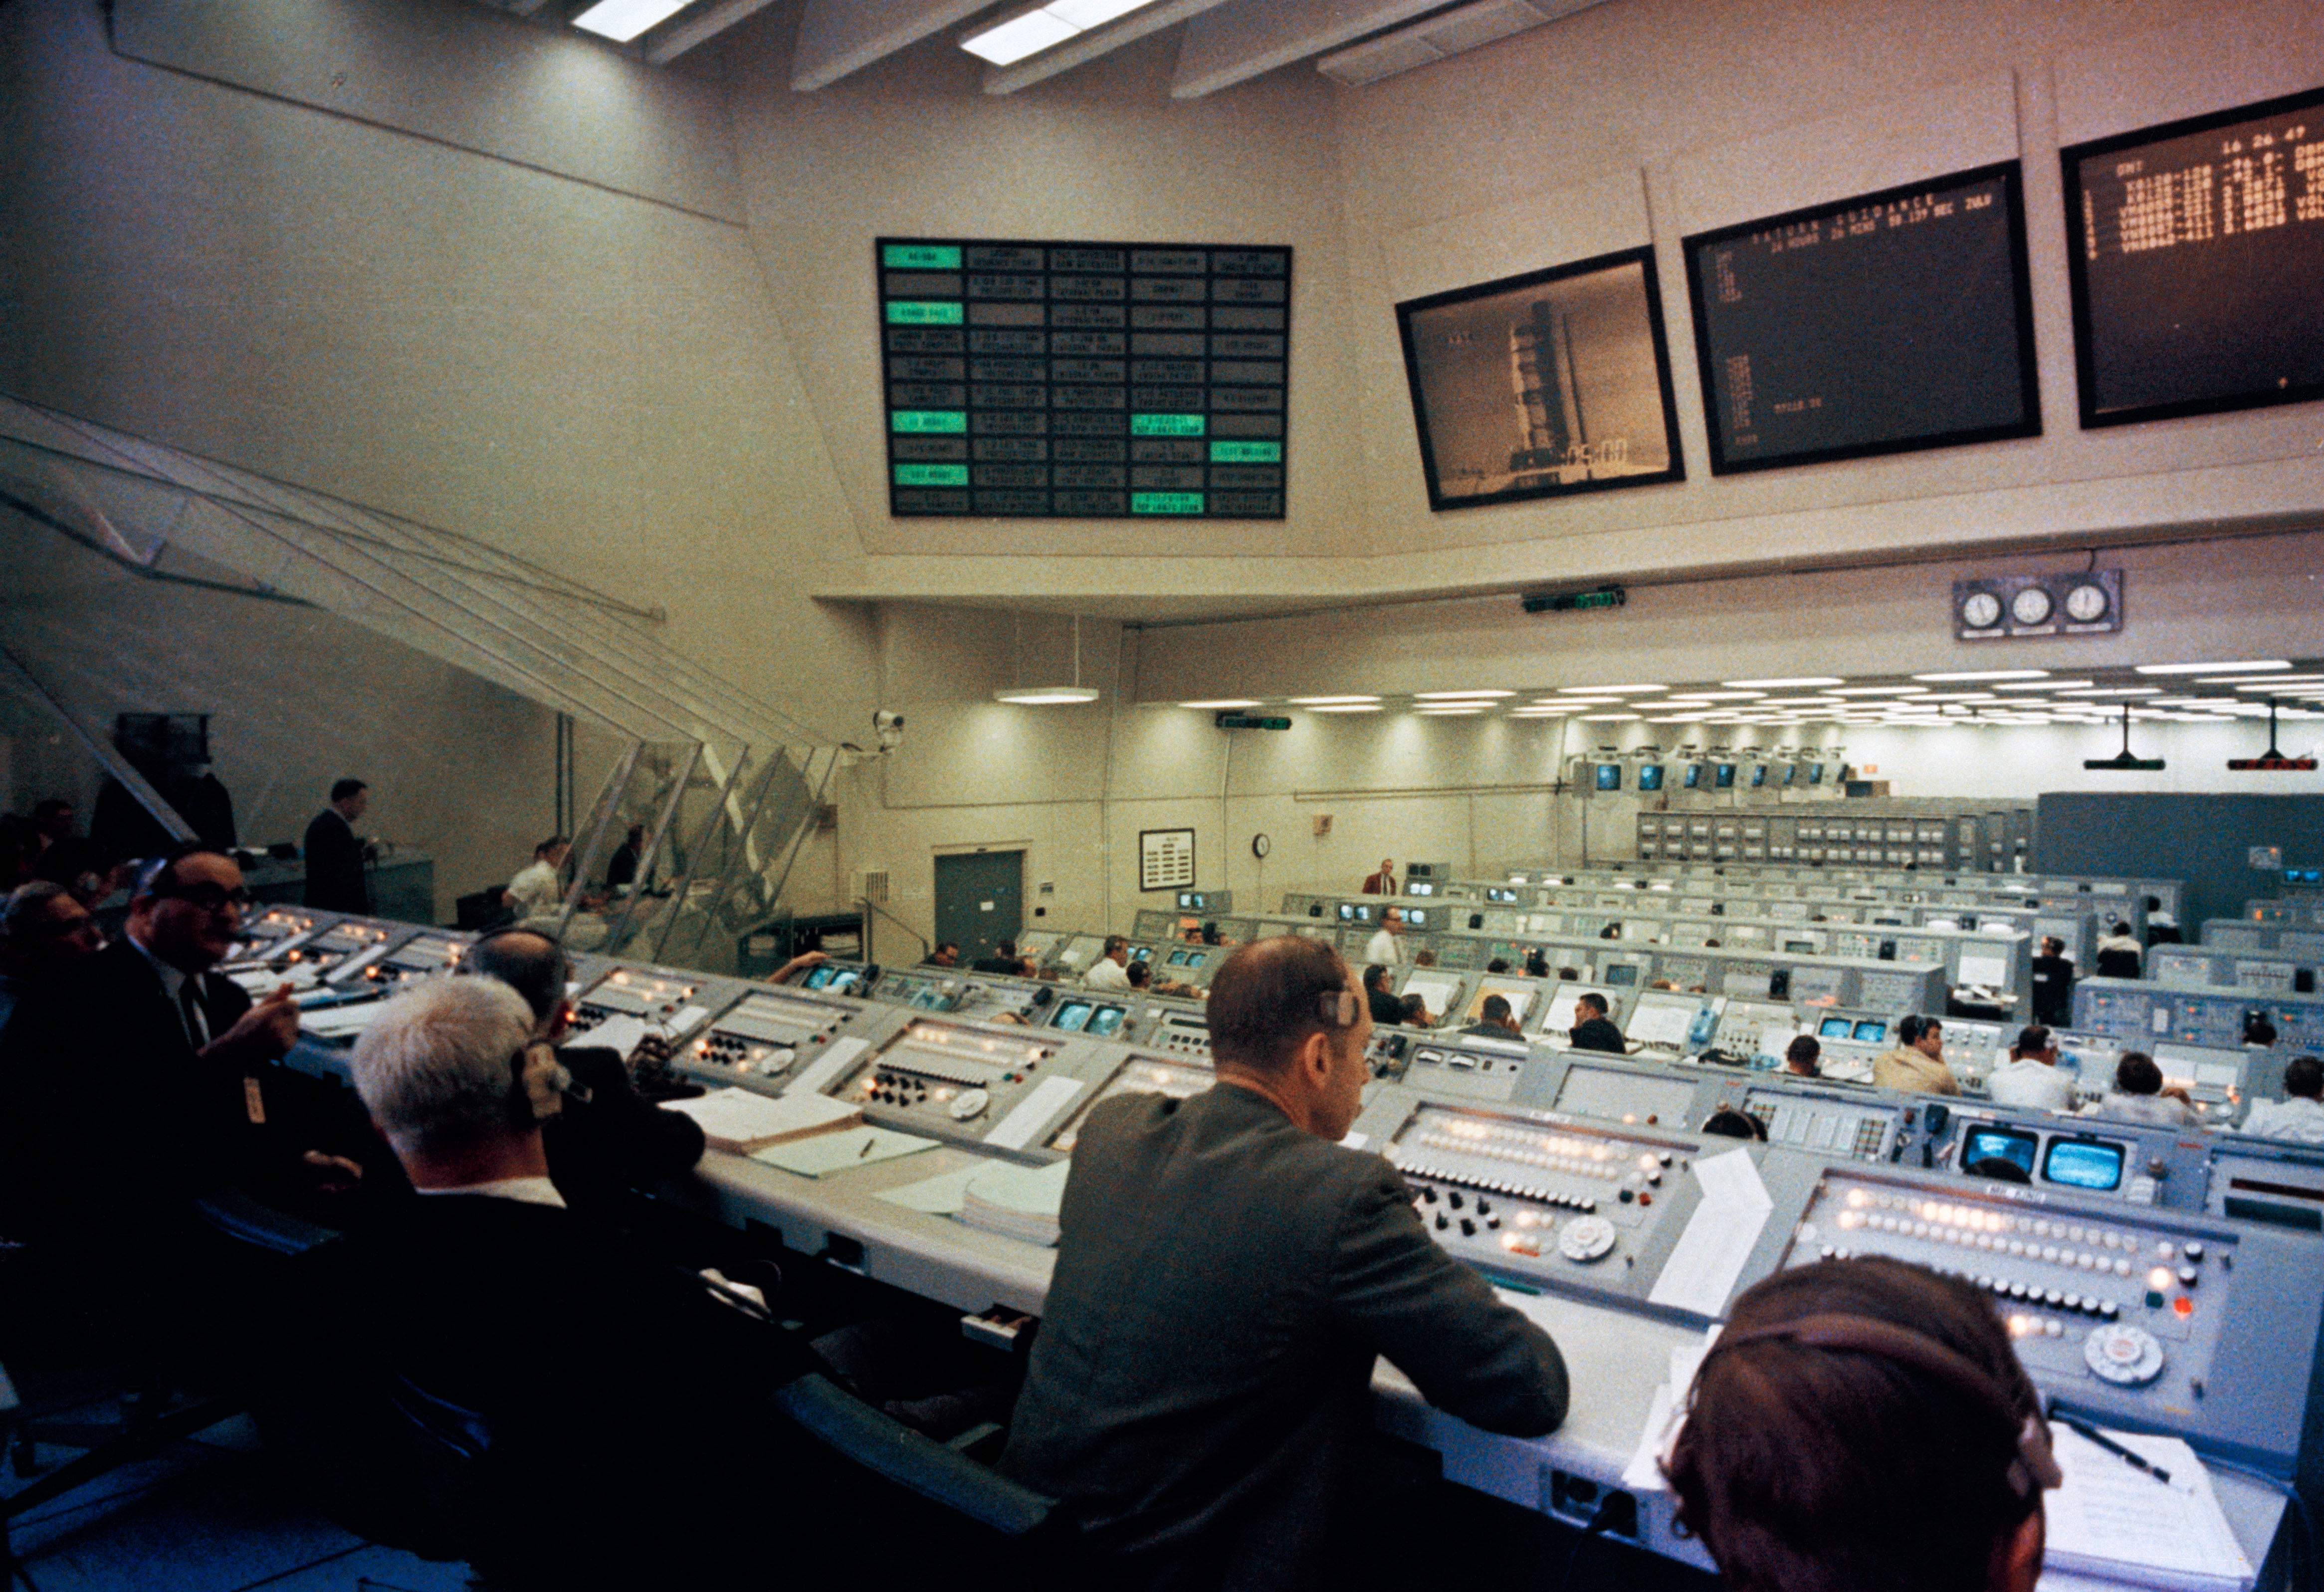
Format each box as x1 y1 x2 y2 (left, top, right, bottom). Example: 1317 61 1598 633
179 975 210 1048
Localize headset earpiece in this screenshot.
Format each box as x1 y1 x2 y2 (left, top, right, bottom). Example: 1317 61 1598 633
1316 989 1360 1028
510 1041 572 1125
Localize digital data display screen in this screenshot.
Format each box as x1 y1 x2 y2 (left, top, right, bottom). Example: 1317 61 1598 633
2042 1137 2127 1193
1750 764 1769 788
1683 163 2039 473
1085 1006 1125 1039
1820 1015 1855 1038
1714 764 1737 789
1638 764 1666 791
1808 763 1826 784
1604 963 1639 987
2063 87 2324 427
879 239 1290 519
1052 1000 1094 1033
1595 763 1624 791
1852 1019 1889 1044
1964 1125 2040 1178
1682 764 1702 789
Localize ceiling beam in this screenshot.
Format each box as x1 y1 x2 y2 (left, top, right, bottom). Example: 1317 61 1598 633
790 0 998 90
981 0 1233 95
1171 0 1446 99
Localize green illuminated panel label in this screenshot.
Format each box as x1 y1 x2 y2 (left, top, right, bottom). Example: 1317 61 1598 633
890 410 967 434
1209 440 1281 463
1130 413 1207 436
1132 493 1205 515
894 463 970 487
883 244 962 269
886 301 965 325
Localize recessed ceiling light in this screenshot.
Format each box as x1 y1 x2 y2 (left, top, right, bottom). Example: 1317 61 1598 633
1992 679 2090 692
1578 713 1641 721
1912 692 1999 702
993 686 1102 705
2056 686 2162 697
1690 690 1769 701
1721 676 1845 688
1415 690 1515 700
2135 659 2293 675
960 6 1081 64
1289 695 1380 705
1828 686 1927 696
1555 683 1668 694
2235 677 2324 689
571 0 691 41
1910 669 2051 682
1305 704 1381 713
1415 706 1487 716
1541 698 1621 708
1180 698 1261 709
1647 715 1709 723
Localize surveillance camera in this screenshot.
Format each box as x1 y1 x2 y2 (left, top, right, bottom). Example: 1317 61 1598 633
872 710 905 732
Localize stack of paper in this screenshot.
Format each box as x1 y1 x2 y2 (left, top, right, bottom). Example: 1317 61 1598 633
959 1160 1073 1246
2043 1424 2255 1591
664 1087 860 1154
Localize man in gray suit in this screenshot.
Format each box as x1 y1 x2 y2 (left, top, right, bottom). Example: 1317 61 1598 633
1003 935 1568 1590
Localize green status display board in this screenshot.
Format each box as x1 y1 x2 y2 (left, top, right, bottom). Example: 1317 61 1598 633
878 238 1291 519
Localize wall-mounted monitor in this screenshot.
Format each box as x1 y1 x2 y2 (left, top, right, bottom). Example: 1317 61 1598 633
1683 764 1704 790
2062 86 2324 428
1637 764 1666 792
1395 247 1687 512
1406 909 1429 928
1780 763 1798 786
1714 763 1738 789
1749 764 1769 788
1808 763 1827 785
1595 763 1624 791
1682 162 2040 473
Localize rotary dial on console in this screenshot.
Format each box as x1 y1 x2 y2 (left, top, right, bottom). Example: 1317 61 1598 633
1558 1215 1617 1264
2083 1323 2165 1386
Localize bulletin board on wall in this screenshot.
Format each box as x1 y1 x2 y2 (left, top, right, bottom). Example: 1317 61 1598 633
1139 828 1196 892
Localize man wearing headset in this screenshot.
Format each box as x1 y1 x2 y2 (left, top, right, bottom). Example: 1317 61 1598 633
1004 935 1568 1590
349 978 817 1587
1667 1256 2061 1592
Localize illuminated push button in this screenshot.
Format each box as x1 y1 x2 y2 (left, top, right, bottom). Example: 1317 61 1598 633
2099 1300 2119 1320
2084 1324 2166 1386
2155 1241 2176 1261
2171 1296 2194 1319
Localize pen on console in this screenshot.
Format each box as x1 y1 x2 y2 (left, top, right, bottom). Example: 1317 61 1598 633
858 1136 875 1159
2056 1414 2172 1484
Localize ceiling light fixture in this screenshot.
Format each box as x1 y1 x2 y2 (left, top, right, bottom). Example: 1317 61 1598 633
2056 686 2161 697
1415 690 1515 700
1415 706 1487 716
1992 679 2091 692
1556 683 1668 694
1180 699 1262 709
1910 669 2051 682
994 613 1101 706
1289 695 1380 705
960 0 1161 65
1828 686 1928 696
2135 659 2293 675
1305 704 1382 713
1720 676 1845 688
571 0 692 41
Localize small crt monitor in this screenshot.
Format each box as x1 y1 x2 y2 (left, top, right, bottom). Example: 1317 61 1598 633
1750 764 1768 788
1166 949 1190 967
1683 764 1704 789
1409 881 1435 896
2042 1136 2126 1193
1962 1125 2040 1180
1406 909 1429 928
1819 1014 1854 1038
1781 764 1798 786
1178 891 1205 910
1852 1018 1889 1044
1051 1000 1095 1033
1085 1005 1125 1039
1637 764 1666 792
1184 951 1209 970
1714 763 1737 789
1808 763 1827 785
1352 904 1374 922
1604 962 1639 987
1595 763 1623 791
1337 903 1356 922
1130 945 1154 963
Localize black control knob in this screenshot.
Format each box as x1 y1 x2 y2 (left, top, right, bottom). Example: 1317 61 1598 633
1460 1218 1476 1237
2177 1266 2198 1288
1448 1190 1465 1210
1476 1199 1492 1216
2183 1242 2205 1262
1422 1187 1439 1204
1434 1213 1449 1231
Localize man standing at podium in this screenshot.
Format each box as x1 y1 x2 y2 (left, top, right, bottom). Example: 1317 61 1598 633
303 778 371 914
1005 935 1568 1590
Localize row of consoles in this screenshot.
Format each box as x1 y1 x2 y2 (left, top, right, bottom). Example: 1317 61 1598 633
228 905 2324 1582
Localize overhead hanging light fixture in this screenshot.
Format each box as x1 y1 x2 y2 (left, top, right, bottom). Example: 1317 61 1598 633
2084 703 2165 771
2226 698 2319 771
994 614 1102 705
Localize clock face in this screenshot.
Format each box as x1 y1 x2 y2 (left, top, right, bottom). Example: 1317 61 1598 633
1961 591 2003 630
2010 585 2055 626
1251 833 1271 859
2065 582 2110 623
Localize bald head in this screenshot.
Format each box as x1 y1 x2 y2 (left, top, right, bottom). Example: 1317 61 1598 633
456 929 570 1036
1206 935 1357 1075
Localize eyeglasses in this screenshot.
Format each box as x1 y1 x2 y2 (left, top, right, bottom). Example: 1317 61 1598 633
159 883 253 913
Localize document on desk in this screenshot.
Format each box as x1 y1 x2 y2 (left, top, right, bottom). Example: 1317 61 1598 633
2042 1424 2253 1592
754 1125 937 1177
1619 1329 1720 1494
982 1075 1086 1151
959 1159 1072 1246
579 1014 651 1061
1646 1148 1772 1317
664 1087 859 1154
783 1037 869 1098
300 1001 385 1040
877 1165 987 1215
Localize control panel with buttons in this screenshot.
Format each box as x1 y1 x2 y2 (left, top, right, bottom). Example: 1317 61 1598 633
1776 1166 2316 1469
682 989 867 1093
1047 1053 1213 1153
571 966 708 1041
828 1017 1103 1152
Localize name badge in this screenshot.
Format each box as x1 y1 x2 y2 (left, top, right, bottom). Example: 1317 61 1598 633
243 1075 267 1125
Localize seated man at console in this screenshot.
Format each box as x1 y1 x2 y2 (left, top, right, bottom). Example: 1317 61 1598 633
1361 962 1402 1026
1462 993 1524 1040
2240 1055 2324 1143
1127 959 1201 1001
351 928 707 1226
1666 1256 2059 1592
350 979 820 1588
0 843 360 1252
2084 1050 2199 1128
1567 991 1626 1054
1985 1026 2077 1112
1004 935 1568 1590
1085 933 1133 991
1875 1014 1960 1096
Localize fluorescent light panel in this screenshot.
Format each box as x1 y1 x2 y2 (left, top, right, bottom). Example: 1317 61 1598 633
1289 695 1379 705
1180 698 1261 708
1910 669 2049 682
1721 676 1844 688
961 0 1160 64
993 686 1100 705
571 0 691 41
2135 659 2292 675
1415 690 1514 700
1306 704 1381 713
